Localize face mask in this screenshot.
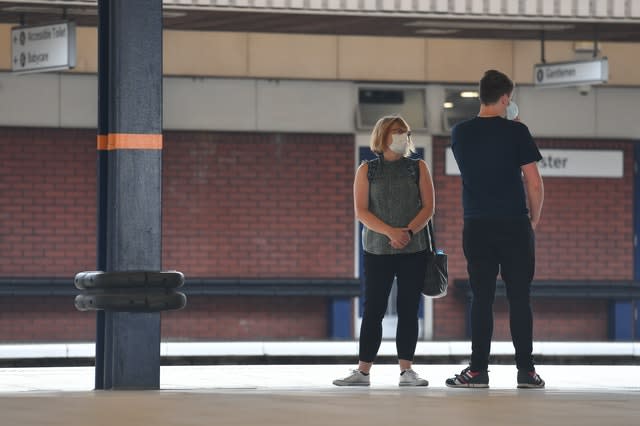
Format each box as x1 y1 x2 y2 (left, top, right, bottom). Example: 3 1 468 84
506 101 519 120
389 132 410 155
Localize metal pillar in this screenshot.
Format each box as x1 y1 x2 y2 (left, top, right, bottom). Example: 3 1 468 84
96 0 163 389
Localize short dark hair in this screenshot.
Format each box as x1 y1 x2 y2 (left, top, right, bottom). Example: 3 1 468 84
479 69 513 105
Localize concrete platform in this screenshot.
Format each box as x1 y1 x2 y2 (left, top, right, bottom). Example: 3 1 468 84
0 364 638 426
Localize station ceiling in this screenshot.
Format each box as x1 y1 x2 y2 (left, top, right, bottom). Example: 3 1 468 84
0 1 639 42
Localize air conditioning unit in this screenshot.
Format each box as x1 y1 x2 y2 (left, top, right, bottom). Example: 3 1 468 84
356 87 427 130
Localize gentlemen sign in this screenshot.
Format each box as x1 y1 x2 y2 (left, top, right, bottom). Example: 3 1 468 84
11 22 76 74
445 148 623 178
533 58 608 88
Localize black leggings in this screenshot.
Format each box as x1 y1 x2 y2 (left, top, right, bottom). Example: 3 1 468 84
359 251 427 363
463 216 536 372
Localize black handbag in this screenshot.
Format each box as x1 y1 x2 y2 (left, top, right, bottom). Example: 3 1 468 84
422 220 448 298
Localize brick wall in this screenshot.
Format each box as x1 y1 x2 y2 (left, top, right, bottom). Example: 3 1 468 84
432 136 634 340
0 127 353 341
0 127 633 342
0 128 96 277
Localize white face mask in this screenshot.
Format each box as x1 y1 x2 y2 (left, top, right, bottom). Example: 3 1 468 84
506 100 519 120
389 132 411 155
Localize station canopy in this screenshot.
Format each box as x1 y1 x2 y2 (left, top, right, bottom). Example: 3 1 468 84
0 0 639 42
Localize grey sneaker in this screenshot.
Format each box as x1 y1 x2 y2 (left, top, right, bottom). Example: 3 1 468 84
399 369 429 387
333 369 370 386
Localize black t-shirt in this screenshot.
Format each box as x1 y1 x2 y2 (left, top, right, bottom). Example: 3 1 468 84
451 116 542 219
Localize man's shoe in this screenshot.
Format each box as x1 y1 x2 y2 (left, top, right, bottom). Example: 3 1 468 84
517 370 545 389
333 369 370 386
445 366 489 388
399 369 429 387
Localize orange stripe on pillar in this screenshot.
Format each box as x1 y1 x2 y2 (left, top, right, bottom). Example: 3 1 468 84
97 135 108 150
97 134 163 150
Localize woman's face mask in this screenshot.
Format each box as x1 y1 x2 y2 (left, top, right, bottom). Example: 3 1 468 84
389 132 412 155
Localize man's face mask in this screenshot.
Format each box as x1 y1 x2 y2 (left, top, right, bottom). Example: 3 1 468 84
389 132 412 155
506 100 519 120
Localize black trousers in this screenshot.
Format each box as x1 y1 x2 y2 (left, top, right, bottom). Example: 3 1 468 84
359 251 427 363
463 216 536 372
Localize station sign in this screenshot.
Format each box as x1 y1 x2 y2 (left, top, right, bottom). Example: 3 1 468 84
445 148 623 178
11 22 76 74
533 58 608 88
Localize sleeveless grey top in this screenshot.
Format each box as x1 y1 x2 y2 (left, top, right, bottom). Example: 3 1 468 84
363 157 429 255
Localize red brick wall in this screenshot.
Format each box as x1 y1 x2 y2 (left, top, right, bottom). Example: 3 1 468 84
432 136 634 340
161 131 354 277
0 127 353 341
0 126 633 342
0 128 96 277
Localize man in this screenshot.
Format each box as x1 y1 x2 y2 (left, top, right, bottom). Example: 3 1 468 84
446 69 545 389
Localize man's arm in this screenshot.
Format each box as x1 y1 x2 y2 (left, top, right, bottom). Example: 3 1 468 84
521 162 544 229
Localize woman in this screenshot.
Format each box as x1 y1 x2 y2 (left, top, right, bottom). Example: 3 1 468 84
333 115 435 387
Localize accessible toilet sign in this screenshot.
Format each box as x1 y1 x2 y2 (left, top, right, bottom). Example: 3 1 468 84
11 22 76 74
533 58 608 88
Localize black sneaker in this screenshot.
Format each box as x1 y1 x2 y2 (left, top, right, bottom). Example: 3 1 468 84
517 370 545 389
445 366 489 388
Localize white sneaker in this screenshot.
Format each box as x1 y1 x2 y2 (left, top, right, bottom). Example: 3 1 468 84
399 369 429 387
333 369 370 386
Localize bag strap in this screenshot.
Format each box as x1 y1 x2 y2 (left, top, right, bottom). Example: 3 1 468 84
366 157 379 182
427 220 437 252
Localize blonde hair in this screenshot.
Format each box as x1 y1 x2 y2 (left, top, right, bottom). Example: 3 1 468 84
369 115 411 155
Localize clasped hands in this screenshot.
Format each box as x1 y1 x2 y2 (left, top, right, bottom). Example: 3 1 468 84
388 227 412 249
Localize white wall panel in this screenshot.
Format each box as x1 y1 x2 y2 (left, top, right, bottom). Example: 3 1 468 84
632 1 640 17
1 72 640 139
469 0 483 14
434 0 449 12
558 0 572 16
270 0 287 7
60 74 97 128
595 88 640 138
344 0 358 9
416 0 432 12
163 77 257 131
452 0 467 14
522 0 538 15
382 0 395 11
363 0 377 10
576 0 591 16
0 73 60 127
505 0 519 15
255 80 354 133
399 0 414 12
517 86 598 138
611 0 626 17
541 0 554 16
593 0 608 17
487 0 502 15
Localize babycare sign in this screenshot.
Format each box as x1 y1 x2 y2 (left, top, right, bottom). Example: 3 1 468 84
445 148 623 178
11 22 76 74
